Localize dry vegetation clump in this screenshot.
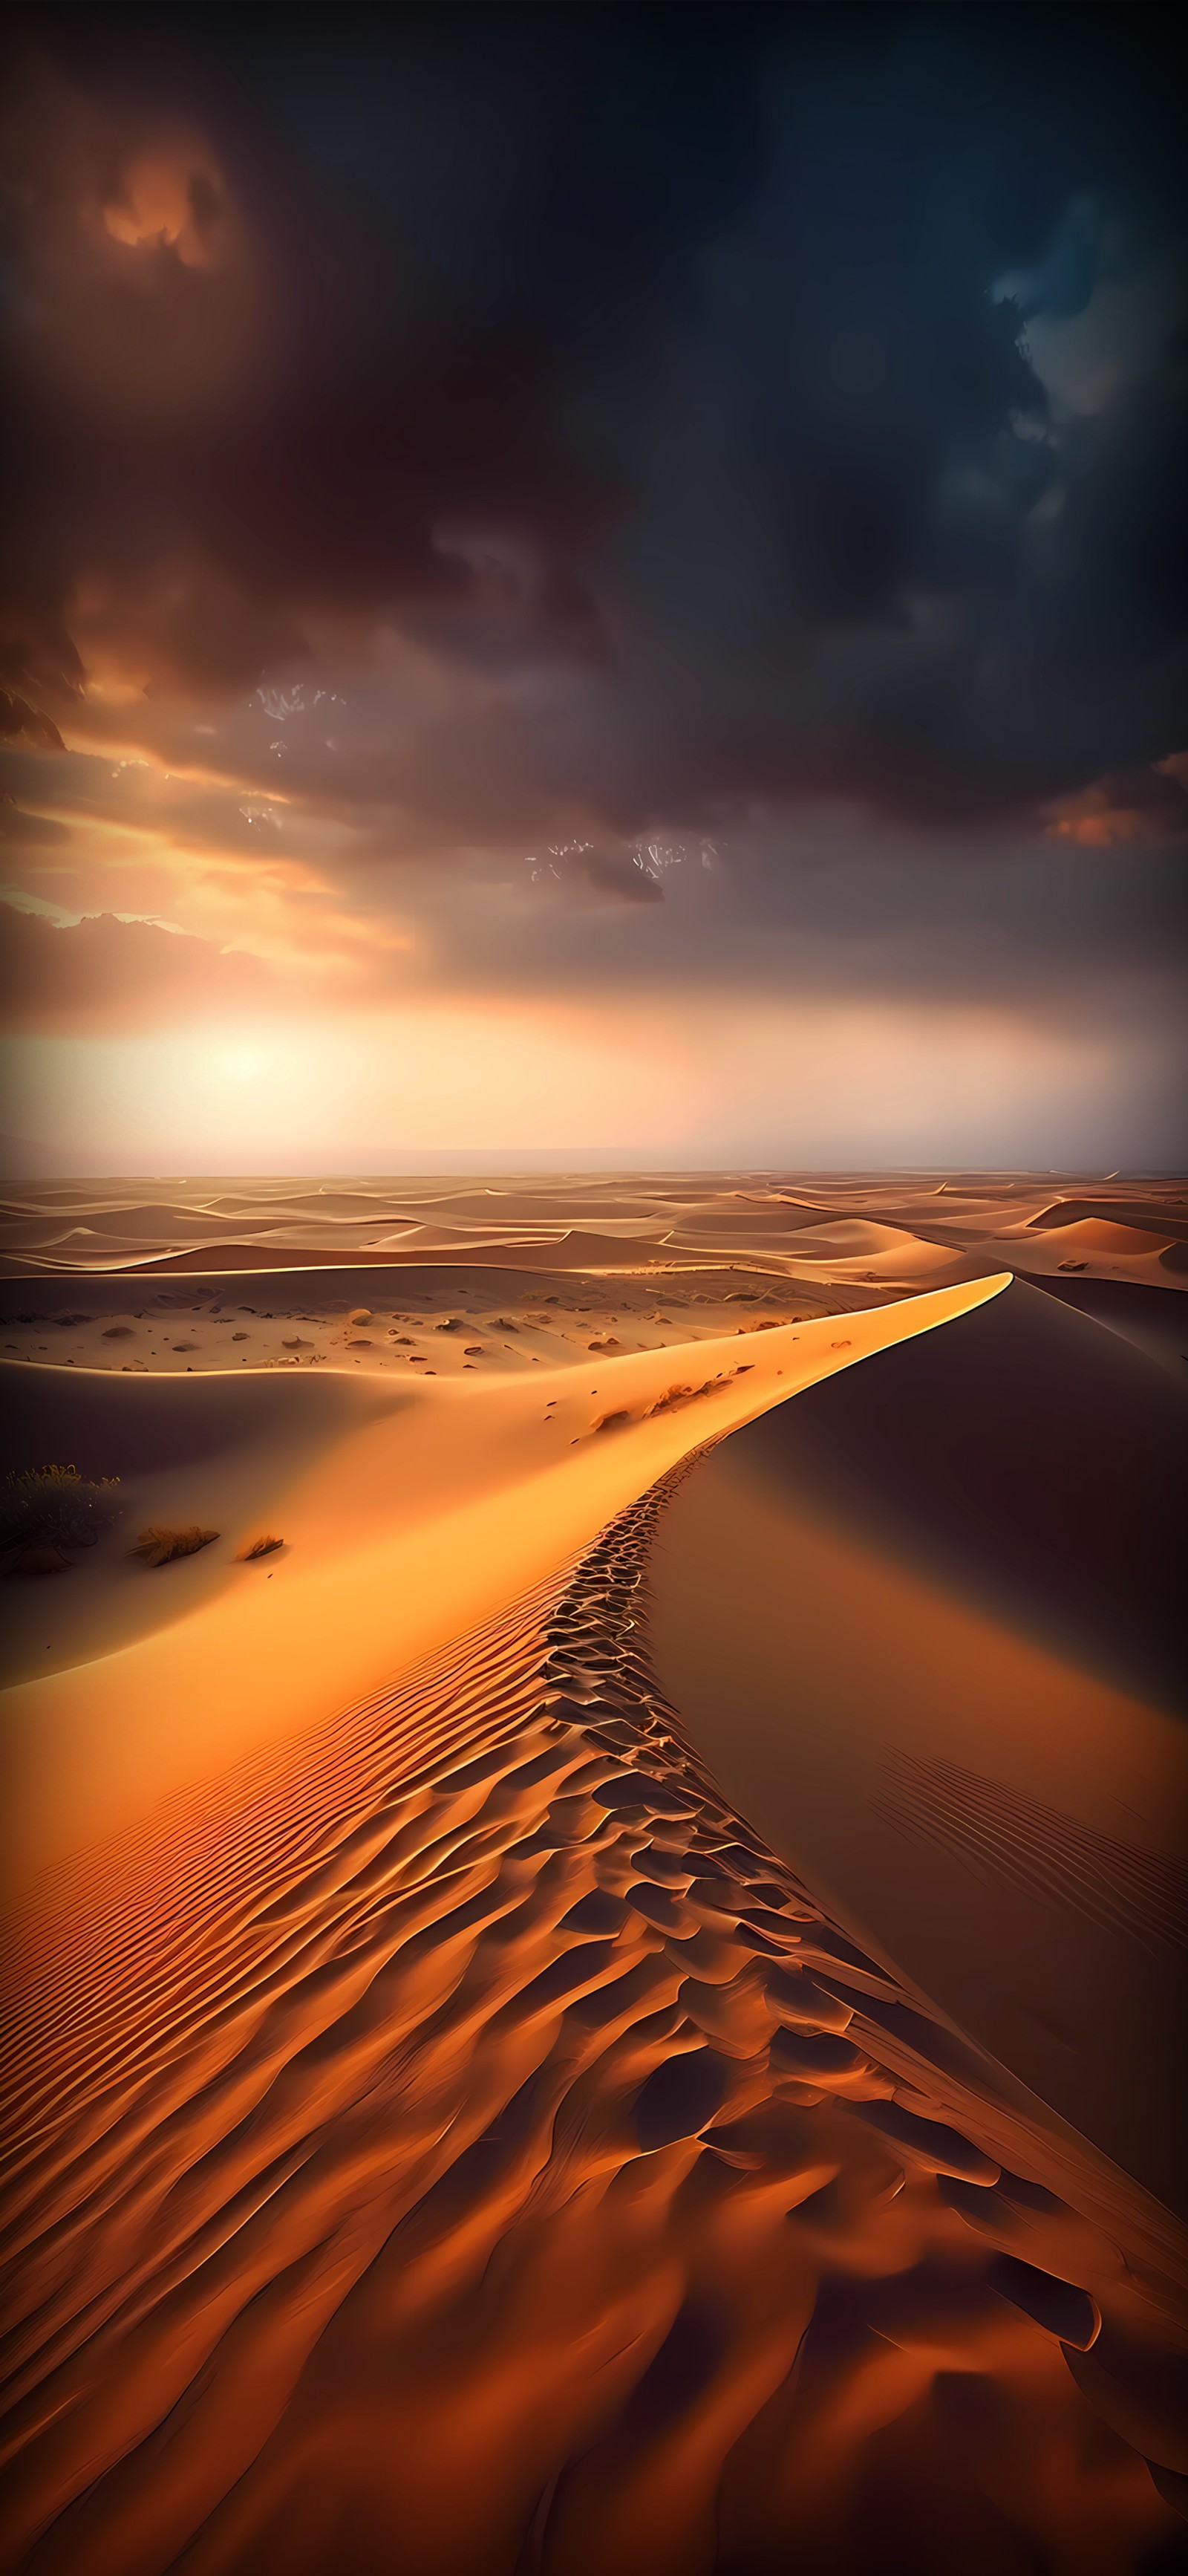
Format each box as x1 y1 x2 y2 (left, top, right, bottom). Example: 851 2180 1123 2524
236 1534 283 1561
643 1382 698 1417
642 1364 752 1419
1 1465 121 1555
131 1526 219 1568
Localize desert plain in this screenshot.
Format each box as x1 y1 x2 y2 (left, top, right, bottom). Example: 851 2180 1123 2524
1 1168 1185 2575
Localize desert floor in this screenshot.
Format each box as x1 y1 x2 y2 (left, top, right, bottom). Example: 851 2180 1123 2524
1 1171 1185 2575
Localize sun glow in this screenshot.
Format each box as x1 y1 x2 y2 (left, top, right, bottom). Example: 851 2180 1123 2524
1 994 1152 1174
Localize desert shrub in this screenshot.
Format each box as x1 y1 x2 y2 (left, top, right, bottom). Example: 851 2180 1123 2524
131 1525 219 1567
237 1533 283 1560
0 1465 121 1552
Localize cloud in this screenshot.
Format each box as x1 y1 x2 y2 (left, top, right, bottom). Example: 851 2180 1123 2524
0 793 70 847
0 902 276 1031
1 10 1181 836
0 1 1184 1165
1045 758 1188 845
0 692 65 752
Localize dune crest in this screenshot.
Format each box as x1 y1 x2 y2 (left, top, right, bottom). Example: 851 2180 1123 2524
0 1277 1009 1890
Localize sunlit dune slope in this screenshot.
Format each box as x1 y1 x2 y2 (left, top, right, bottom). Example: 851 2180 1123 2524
0 1275 1008 1898
647 1281 1188 2209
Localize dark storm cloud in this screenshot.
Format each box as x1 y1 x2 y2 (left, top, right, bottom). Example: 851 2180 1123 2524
434 829 1188 1027
1 4 1185 837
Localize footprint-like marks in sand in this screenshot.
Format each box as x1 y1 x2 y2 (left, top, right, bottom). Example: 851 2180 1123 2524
1 1463 1187 2573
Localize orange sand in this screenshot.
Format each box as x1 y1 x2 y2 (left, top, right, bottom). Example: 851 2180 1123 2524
2 1460 1185 2574
1 1277 1007 1893
4 1168 1186 1291
1 1183 1186 2573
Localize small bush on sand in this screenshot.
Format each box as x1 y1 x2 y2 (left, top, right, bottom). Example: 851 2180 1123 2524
236 1534 283 1561
1 1465 121 1552
131 1525 219 1568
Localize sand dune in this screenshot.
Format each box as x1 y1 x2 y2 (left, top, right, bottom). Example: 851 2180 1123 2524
1026 1275 1188 1380
0 1258 864 1400
1027 1197 1188 1240
2 1448 1186 2573
3 1177 1186 2571
654 1278 1186 1718
5 1171 1186 1299
1018 1218 1175 1269
647 1281 1187 2210
1 1278 1007 1897
778 1220 964 1284
1037 1218 1173 1255
1 1366 402 1691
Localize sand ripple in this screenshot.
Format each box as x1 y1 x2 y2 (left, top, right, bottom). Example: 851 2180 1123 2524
1 1466 1187 2572
875 1752 1188 1959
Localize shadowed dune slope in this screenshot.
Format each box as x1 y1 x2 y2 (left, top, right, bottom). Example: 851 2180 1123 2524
1027 1275 1188 1382
1 1347 396 1486
647 1284 1188 2210
673 1279 1184 1719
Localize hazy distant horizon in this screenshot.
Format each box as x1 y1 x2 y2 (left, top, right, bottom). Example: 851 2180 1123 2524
3 1141 1181 1187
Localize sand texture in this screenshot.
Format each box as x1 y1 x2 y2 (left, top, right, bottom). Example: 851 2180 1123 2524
1 1281 1003 1882
4 1169 1187 1292
1 1174 1185 2572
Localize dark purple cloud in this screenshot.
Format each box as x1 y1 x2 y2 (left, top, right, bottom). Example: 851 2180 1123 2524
1 5 1184 839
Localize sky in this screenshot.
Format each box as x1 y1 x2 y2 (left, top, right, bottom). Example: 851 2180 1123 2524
1 1 1185 1174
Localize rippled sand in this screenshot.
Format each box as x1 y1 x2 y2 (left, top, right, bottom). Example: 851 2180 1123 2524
4 1477 1187 2575
1 1176 1185 2572
3 1168 1186 1288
